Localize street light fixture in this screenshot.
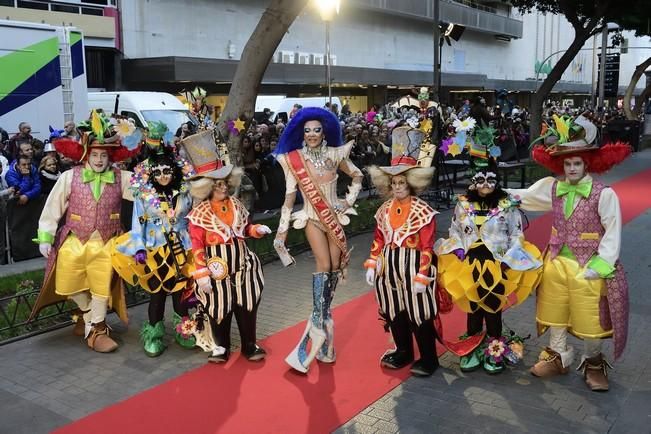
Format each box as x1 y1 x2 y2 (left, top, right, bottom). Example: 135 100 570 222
316 0 340 107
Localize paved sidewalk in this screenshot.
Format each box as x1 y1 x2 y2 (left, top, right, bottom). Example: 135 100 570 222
0 150 650 434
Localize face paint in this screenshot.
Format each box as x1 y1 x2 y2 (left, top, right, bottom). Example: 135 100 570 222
151 164 173 187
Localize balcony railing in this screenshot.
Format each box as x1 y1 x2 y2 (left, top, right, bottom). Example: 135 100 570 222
350 0 523 39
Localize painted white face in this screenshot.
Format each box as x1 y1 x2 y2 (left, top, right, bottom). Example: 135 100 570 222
563 156 586 184
151 164 173 187
391 175 410 201
472 171 497 197
211 179 229 201
303 120 324 149
88 149 110 173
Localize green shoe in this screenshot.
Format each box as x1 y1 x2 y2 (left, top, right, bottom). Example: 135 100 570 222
141 321 167 357
172 312 196 349
482 358 505 375
460 350 481 372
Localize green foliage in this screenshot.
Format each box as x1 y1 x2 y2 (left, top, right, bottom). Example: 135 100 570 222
0 270 44 297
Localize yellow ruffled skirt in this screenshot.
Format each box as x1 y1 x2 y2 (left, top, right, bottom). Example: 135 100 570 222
111 233 195 294
438 241 543 314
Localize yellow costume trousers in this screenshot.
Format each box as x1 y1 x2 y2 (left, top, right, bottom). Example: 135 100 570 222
537 254 612 339
55 234 114 298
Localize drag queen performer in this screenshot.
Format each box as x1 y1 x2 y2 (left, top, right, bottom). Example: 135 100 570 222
31 111 139 352
507 115 631 391
274 107 363 373
435 151 542 374
364 125 440 377
112 123 197 357
182 130 271 363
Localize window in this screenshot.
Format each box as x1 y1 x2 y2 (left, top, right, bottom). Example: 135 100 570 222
81 7 103 15
52 4 80 13
0 0 15 7
17 0 48 10
120 111 145 128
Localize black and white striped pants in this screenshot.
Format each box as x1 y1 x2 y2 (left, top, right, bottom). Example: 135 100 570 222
374 246 437 326
196 239 264 324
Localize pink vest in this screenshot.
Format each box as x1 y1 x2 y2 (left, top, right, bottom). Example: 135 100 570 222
60 166 123 244
549 180 605 266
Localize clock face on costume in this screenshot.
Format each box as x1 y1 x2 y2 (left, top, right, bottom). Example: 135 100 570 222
207 257 228 281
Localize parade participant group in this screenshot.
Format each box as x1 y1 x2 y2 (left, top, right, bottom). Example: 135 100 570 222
28 104 631 392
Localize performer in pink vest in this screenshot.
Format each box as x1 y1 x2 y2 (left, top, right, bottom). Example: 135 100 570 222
507 114 631 391
31 111 139 353
273 107 363 374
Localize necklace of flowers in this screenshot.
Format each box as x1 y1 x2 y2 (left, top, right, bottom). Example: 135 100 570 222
130 157 196 212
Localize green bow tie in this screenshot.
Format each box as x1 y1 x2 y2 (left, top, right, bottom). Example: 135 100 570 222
82 168 115 201
556 180 592 219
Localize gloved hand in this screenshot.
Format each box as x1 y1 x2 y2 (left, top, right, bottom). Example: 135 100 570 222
365 268 375 286
256 225 272 235
413 281 427 294
39 243 52 258
134 250 147 265
452 248 465 261
197 276 212 294
583 268 600 280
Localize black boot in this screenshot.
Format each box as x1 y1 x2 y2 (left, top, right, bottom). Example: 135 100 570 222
235 305 266 361
381 311 414 369
410 320 439 377
208 312 232 363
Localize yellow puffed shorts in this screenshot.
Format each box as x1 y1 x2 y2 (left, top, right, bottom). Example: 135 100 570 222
537 254 612 339
55 234 115 298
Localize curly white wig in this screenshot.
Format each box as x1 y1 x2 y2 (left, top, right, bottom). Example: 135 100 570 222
368 165 434 199
189 166 244 201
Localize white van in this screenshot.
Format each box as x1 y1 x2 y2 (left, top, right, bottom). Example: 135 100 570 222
271 97 342 123
87 91 197 132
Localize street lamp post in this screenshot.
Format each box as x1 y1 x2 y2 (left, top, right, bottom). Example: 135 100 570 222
316 0 340 107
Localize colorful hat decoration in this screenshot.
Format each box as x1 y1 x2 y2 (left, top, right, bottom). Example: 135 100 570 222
377 124 436 176
53 110 141 162
530 114 632 175
443 117 501 174
145 121 175 148
180 129 233 179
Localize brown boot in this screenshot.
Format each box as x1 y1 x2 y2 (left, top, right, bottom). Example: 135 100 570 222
578 354 611 392
71 310 89 337
86 321 118 353
530 347 570 377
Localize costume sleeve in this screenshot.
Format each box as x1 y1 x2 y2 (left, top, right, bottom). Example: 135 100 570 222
416 216 436 280
364 223 385 269
189 220 209 278
586 187 621 278
36 170 72 244
433 202 467 255
337 141 363 206
120 170 134 201
505 176 555 212
276 155 297 234
499 207 542 271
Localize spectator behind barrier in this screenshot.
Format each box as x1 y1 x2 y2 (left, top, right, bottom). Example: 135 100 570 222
39 155 61 196
6 155 41 205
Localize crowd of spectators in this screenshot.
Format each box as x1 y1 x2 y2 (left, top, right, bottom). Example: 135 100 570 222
0 94 638 262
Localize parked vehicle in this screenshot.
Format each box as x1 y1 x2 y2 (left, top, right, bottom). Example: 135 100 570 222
0 19 88 138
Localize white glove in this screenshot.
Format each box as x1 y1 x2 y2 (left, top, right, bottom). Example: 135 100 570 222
196 276 212 294
365 268 375 286
583 268 601 280
413 281 427 294
39 243 52 258
256 225 272 235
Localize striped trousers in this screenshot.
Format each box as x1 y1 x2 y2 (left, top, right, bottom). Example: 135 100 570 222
375 246 437 326
196 239 264 324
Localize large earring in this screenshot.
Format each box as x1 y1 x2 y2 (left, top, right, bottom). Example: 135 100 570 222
322 139 328 146
301 140 307 148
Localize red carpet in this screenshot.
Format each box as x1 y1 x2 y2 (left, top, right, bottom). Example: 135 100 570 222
56 291 466 434
55 169 651 434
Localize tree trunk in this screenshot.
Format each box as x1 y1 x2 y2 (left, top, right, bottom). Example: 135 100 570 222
623 56 651 120
218 0 310 165
633 84 651 118
529 32 592 141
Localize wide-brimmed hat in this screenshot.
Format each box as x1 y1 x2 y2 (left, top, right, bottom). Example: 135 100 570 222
531 114 631 174
377 125 436 176
180 129 233 179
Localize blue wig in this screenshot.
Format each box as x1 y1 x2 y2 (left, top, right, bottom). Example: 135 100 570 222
274 107 343 155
